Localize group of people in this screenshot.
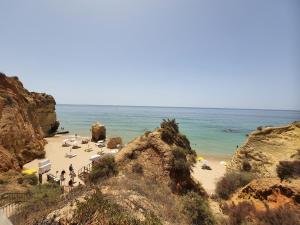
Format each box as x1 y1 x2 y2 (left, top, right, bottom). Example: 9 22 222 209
59 164 77 187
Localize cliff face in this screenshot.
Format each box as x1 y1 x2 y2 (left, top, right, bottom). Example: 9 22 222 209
227 121 300 178
0 73 59 172
231 178 300 210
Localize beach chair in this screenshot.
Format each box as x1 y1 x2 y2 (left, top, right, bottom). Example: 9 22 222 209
65 152 77 158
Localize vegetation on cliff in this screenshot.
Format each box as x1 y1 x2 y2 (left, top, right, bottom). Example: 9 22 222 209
215 121 300 225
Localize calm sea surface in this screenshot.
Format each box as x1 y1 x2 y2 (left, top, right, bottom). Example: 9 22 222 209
57 105 300 157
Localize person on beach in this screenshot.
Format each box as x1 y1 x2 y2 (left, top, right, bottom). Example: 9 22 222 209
60 170 66 185
69 164 74 173
70 171 76 183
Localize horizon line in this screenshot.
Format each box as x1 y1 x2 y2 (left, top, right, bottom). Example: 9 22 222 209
56 103 300 112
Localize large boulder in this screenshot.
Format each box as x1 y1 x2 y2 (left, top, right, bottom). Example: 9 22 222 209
107 137 122 149
91 122 106 142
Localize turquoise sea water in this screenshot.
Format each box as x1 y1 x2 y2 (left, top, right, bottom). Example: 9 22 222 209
57 105 300 157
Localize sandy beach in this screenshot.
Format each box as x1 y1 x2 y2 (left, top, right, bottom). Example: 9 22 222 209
192 155 228 195
24 135 228 193
24 135 119 186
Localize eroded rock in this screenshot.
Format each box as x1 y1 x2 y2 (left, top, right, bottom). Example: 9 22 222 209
0 73 59 171
107 137 122 149
91 122 106 142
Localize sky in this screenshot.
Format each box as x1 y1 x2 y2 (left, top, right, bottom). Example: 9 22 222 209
0 0 299 110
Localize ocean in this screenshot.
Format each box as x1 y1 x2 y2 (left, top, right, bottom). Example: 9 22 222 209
57 105 300 158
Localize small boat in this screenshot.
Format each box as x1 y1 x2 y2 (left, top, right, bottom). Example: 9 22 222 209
56 131 70 135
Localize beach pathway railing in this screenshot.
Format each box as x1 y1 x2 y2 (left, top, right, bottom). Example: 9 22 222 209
77 162 93 181
0 192 31 218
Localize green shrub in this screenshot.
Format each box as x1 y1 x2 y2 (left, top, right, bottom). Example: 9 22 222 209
24 174 38 185
223 201 255 225
215 172 255 200
0 93 14 105
160 119 179 134
89 155 118 183
17 177 24 184
276 160 300 181
16 174 38 185
257 126 263 131
176 134 191 150
181 192 215 225
126 151 138 160
74 190 162 225
242 160 252 172
160 119 192 152
23 183 61 210
161 128 174 144
132 163 144 174
171 147 191 179
0 178 8 185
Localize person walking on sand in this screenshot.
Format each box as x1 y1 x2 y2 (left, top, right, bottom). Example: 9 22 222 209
60 170 66 185
69 164 73 173
70 170 76 183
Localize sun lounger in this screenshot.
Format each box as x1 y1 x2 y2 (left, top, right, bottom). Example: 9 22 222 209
96 143 105 147
65 152 77 158
84 147 93 152
90 155 102 162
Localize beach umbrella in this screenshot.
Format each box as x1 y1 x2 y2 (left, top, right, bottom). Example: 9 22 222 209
220 161 226 166
22 168 38 175
197 156 205 161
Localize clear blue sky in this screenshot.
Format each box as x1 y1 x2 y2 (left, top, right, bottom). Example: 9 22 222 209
1 0 299 110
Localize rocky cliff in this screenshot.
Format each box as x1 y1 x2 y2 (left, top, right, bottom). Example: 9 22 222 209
227 121 300 177
224 122 300 219
0 73 59 172
231 177 300 210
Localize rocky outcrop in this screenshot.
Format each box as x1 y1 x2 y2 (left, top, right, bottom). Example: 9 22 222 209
227 121 300 178
231 178 300 210
0 73 59 171
107 137 122 149
0 146 19 172
43 121 206 225
116 124 203 195
91 122 106 142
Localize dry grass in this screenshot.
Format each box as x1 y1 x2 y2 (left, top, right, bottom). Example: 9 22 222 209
101 174 189 225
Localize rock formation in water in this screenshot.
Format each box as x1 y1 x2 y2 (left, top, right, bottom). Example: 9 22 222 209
0 73 59 172
227 121 300 178
91 122 106 142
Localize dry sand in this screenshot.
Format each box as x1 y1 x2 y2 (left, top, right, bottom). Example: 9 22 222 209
24 135 228 193
192 155 228 195
24 135 117 185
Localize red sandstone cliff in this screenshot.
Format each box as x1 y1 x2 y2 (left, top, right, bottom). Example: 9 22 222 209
0 73 59 172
